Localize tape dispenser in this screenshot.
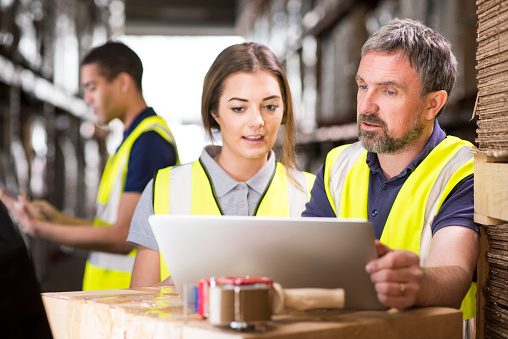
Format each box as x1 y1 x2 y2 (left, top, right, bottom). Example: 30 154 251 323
197 276 345 331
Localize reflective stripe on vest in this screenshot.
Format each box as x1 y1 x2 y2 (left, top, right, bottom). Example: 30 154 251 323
325 142 367 216
83 116 179 290
153 159 316 280
417 145 474 266
325 136 475 319
154 160 314 217
95 116 179 223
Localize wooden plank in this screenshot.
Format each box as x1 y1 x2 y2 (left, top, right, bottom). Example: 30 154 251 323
474 213 505 225
474 155 508 222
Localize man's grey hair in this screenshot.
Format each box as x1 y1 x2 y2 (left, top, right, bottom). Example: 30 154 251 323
361 18 458 114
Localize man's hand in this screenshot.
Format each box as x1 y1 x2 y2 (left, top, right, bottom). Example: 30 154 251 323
0 192 41 236
0 187 18 210
31 200 63 222
365 240 423 310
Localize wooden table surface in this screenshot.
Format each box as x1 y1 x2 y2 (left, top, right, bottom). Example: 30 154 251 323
42 287 463 339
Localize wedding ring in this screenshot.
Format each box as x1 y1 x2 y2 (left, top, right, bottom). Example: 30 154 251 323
399 283 406 296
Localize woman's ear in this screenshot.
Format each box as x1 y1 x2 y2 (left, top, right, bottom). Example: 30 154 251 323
424 90 448 120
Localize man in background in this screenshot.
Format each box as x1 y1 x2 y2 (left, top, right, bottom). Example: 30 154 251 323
0 41 179 290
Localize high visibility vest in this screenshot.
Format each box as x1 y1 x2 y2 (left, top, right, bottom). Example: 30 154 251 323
323 136 475 320
153 160 316 280
82 116 179 291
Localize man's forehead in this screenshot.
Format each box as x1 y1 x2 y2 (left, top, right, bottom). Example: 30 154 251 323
81 63 108 84
81 62 99 72
357 51 417 84
360 50 411 68
362 49 409 61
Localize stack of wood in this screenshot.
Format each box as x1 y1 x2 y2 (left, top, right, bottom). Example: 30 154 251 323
475 1 508 338
476 0 508 157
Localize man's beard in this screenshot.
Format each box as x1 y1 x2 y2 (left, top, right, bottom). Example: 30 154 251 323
357 113 424 154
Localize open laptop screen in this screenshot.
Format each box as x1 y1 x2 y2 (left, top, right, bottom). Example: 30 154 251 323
149 215 384 310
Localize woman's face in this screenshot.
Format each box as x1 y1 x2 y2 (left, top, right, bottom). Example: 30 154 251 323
212 71 284 165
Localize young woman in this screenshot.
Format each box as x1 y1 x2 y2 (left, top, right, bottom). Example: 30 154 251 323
127 42 315 287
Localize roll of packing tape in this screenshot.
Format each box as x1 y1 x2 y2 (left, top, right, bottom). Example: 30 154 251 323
208 285 272 325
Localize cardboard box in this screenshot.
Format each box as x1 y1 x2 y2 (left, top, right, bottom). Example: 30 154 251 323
42 287 462 339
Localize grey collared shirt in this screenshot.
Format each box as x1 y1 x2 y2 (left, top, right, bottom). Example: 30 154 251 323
127 146 276 251
201 145 275 215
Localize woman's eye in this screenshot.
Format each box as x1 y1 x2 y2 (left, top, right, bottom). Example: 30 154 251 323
231 107 245 113
265 104 279 110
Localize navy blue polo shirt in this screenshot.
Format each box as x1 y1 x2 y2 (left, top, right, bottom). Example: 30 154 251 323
302 119 478 239
119 107 177 192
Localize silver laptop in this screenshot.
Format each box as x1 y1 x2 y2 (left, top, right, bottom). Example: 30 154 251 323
149 215 385 310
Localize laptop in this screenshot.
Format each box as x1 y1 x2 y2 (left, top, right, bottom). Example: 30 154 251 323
149 214 385 310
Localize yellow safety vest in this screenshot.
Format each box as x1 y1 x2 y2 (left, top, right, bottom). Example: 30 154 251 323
153 160 316 280
82 116 179 291
323 136 475 320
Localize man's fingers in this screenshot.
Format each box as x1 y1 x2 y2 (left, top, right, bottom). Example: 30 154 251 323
375 240 391 257
13 194 41 222
366 241 392 273
374 281 417 297
374 280 421 310
369 265 423 285
23 200 40 218
367 249 420 273
0 189 16 208
367 252 424 311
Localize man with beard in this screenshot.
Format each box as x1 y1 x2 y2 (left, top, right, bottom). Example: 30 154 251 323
303 18 478 325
